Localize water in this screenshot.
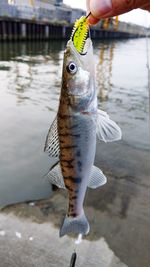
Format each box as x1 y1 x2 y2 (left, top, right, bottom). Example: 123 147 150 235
95 38 150 149
0 38 150 266
0 41 65 206
0 38 149 204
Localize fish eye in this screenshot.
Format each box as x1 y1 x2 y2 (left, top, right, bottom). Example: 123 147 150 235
67 62 78 74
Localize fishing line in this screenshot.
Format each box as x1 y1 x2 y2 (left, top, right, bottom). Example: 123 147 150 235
69 234 83 267
145 12 150 125
75 233 83 245
86 12 91 19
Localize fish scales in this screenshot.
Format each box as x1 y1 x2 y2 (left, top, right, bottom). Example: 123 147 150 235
58 94 97 217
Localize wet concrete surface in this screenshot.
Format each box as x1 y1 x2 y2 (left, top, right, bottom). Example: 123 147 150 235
0 213 127 267
94 141 150 267
1 140 150 267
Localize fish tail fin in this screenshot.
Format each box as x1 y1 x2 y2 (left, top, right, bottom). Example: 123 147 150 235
59 212 90 237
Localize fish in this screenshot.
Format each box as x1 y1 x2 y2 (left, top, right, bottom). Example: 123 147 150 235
44 16 122 237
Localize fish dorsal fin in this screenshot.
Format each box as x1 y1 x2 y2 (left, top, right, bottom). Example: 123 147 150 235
44 116 60 158
46 163 107 189
88 165 107 189
96 109 122 142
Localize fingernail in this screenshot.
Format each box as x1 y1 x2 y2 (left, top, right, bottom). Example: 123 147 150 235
91 0 112 18
88 15 100 25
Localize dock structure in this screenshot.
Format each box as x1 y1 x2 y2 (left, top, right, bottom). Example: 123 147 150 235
0 0 148 41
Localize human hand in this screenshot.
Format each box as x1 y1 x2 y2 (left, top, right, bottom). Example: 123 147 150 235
86 0 150 24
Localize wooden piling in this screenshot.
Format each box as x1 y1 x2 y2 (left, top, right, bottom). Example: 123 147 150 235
21 23 26 39
2 21 6 40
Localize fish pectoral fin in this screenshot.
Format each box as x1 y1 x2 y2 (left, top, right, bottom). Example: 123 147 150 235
88 165 107 189
46 163 65 189
60 213 90 237
44 115 60 158
96 109 122 142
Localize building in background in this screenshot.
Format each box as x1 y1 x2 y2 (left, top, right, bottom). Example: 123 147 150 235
55 0 63 6
1 0 83 22
8 0 63 7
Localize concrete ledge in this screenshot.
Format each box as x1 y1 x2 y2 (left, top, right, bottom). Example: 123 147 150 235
0 213 127 267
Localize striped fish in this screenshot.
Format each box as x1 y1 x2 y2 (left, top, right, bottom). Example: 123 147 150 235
44 37 122 237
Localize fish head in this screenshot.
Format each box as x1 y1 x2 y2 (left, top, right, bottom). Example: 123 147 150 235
62 38 95 99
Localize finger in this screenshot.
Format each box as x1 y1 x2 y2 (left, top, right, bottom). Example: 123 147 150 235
88 16 100 25
86 0 90 13
89 0 112 18
88 0 149 24
141 3 150 12
86 0 100 24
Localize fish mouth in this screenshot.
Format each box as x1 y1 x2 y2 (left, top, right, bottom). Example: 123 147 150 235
65 37 93 98
67 37 94 77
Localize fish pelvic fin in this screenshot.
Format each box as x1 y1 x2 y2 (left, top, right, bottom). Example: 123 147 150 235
60 212 90 238
46 163 107 189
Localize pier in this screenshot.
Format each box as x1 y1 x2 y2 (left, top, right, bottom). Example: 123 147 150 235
0 18 143 41
0 0 148 41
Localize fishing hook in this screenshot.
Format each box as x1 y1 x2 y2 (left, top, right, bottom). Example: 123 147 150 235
86 12 91 19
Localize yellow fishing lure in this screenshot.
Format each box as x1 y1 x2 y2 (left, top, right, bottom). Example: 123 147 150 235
71 16 89 54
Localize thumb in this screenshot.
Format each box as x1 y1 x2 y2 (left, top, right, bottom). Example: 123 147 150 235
88 0 149 24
